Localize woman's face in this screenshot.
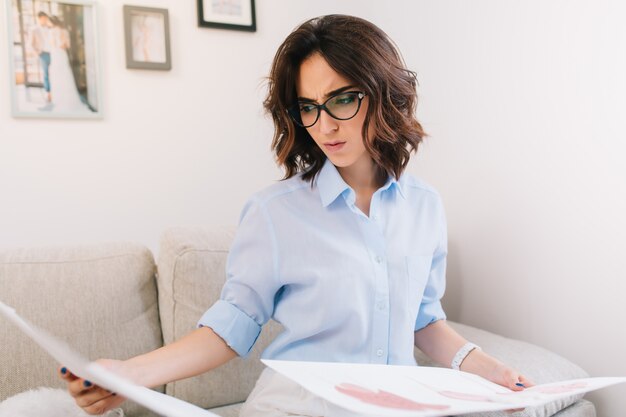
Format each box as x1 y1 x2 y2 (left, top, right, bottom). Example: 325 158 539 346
295 53 371 173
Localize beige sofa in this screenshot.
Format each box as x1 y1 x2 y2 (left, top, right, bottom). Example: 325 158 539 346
0 227 596 417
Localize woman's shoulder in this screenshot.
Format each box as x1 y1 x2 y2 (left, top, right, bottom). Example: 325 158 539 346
400 172 441 199
398 174 446 217
246 173 310 208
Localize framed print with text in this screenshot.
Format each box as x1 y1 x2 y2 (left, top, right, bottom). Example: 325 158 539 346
197 0 256 32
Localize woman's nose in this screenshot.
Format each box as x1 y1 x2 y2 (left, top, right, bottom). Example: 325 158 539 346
317 109 339 134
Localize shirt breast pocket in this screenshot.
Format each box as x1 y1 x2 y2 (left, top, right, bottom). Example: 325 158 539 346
405 255 433 313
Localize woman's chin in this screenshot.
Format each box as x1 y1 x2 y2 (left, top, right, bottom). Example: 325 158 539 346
326 156 352 168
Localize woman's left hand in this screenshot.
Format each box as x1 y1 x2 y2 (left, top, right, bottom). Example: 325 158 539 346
461 349 534 391
461 350 534 414
483 359 534 391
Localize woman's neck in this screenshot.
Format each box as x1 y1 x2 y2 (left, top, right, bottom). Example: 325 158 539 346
337 157 386 194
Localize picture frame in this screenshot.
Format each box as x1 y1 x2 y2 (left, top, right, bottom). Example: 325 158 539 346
123 5 171 71
197 0 256 32
5 0 103 119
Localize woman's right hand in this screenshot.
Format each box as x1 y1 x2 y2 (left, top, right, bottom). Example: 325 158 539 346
59 359 129 415
58 327 238 415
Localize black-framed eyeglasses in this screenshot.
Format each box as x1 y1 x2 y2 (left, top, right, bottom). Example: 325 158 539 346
287 91 366 128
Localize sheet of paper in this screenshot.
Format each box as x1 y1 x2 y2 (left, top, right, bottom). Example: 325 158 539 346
0 300 219 417
263 359 626 417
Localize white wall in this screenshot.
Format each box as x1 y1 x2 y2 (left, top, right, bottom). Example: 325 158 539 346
406 2 626 415
1 1 624 414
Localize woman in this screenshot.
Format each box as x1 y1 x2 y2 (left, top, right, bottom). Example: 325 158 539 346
48 16 89 113
61 15 531 416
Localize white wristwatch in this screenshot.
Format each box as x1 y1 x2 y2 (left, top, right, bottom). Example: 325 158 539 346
451 342 481 370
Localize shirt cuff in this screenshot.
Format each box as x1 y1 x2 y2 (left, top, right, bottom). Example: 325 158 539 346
414 301 447 331
197 299 262 358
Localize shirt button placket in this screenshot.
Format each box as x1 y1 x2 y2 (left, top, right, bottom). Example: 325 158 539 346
358 197 390 364
371 249 389 364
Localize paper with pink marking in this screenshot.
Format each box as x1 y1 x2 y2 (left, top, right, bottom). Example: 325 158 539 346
263 359 626 417
0 301 220 417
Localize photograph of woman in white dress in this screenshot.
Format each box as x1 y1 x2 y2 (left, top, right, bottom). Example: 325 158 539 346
47 16 92 113
7 0 101 118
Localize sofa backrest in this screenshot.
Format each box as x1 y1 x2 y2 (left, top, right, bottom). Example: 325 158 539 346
0 242 163 417
157 226 283 409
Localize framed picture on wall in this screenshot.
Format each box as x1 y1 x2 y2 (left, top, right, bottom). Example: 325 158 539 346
5 0 102 118
123 5 172 71
197 0 256 32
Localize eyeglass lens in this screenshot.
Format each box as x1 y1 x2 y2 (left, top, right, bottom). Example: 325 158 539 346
296 92 363 127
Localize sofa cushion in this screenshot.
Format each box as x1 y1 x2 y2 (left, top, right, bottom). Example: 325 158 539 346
0 242 163 417
552 400 596 417
208 403 242 417
158 227 283 409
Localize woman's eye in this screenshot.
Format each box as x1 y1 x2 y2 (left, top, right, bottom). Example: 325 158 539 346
333 94 356 105
299 104 316 113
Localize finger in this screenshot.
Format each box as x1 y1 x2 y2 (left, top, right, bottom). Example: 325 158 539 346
519 374 535 388
58 366 78 381
499 368 526 391
68 378 97 398
75 387 118 409
512 381 525 391
79 393 126 416
506 378 525 391
511 374 535 391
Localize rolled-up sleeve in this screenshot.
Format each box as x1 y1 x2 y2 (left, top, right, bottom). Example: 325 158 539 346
198 197 281 357
414 194 448 331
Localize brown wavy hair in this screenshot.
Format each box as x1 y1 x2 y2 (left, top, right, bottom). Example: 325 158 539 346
264 14 426 182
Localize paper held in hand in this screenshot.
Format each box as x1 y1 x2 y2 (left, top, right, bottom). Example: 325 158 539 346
262 358 626 417
0 300 220 417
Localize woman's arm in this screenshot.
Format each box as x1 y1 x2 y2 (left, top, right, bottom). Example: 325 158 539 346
413 319 466 366
61 326 237 415
124 326 237 387
414 320 532 390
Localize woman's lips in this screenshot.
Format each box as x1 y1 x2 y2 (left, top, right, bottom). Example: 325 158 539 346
324 141 346 152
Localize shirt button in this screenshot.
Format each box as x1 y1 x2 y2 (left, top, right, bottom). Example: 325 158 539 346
377 301 386 310
376 349 384 357
375 256 383 264
373 215 380 221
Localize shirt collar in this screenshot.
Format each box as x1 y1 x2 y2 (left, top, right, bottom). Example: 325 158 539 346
316 159 351 208
392 173 407 200
316 159 406 208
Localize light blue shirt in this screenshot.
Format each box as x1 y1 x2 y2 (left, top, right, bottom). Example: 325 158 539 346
198 158 447 365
